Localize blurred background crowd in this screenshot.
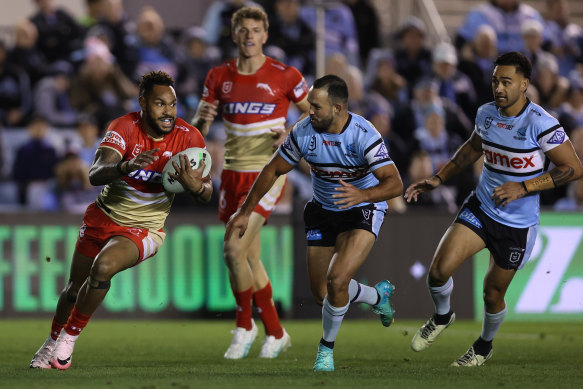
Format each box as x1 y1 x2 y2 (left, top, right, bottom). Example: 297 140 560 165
1 0 583 214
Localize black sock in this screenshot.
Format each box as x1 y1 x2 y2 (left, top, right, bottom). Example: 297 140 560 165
320 338 335 350
472 337 492 356
433 310 453 325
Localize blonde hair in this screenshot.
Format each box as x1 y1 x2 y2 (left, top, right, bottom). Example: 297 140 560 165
231 6 269 32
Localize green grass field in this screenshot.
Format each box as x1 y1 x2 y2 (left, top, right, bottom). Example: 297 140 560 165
2 319 582 389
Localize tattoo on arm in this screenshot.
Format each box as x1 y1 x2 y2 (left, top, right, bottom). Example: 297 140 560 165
550 166 575 187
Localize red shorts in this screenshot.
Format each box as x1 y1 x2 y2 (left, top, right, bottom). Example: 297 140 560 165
218 170 287 223
75 203 166 263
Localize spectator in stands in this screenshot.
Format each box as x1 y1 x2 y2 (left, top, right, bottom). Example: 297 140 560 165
72 115 101 166
134 6 180 81
93 0 139 79
404 150 458 213
343 0 380 67
8 19 51 88
431 42 478 120
367 49 408 109
79 0 105 28
392 78 473 149
12 116 58 209
268 0 315 76
54 147 100 213
456 0 548 55
413 105 464 173
70 37 138 129
531 51 569 110
458 24 498 107
393 16 432 98
0 41 32 127
33 60 80 128
556 77 583 129
521 19 545 76
202 0 262 61
544 0 583 78
176 26 221 119
300 1 360 66
30 0 85 63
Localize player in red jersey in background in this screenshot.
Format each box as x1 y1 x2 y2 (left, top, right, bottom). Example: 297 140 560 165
30 71 212 370
192 6 310 359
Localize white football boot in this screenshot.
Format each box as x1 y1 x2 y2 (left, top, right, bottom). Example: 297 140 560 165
450 346 493 367
49 330 78 370
30 337 56 369
411 312 456 351
224 319 258 359
258 329 291 358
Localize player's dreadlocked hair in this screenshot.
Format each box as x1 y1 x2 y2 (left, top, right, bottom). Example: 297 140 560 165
139 71 175 98
231 6 269 32
494 52 532 80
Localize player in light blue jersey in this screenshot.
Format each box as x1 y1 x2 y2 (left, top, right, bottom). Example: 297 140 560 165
225 75 403 371
405 52 583 367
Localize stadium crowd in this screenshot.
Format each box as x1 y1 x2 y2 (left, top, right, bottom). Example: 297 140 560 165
1 0 583 213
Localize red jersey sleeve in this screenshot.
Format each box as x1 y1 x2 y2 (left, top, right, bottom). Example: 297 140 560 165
99 115 134 158
201 67 219 103
285 66 309 104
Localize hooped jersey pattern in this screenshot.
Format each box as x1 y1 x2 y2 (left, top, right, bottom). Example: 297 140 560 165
474 100 568 227
279 114 394 211
202 57 308 171
97 112 206 230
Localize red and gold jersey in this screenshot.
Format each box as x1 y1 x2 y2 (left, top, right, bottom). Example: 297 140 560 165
97 112 206 230
202 56 308 171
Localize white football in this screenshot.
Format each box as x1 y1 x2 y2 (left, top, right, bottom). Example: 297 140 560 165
162 147 212 193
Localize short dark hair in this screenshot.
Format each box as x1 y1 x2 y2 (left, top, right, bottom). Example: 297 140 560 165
494 52 532 80
312 74 349 105
139 71 175 98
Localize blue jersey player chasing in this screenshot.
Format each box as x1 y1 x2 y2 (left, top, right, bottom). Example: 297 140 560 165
225 75 403 372
405 52 583 367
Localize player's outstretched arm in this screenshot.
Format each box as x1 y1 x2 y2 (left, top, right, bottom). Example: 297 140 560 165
271 97 310 151
492 140 583 207
89 147 160 186
332 164 403 210
191 100 219 137
405 131 483 203
225 154 294 240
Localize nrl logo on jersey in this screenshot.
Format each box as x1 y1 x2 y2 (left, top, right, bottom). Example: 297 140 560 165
222 81 232 94
132 144 144 157
484 117 493 129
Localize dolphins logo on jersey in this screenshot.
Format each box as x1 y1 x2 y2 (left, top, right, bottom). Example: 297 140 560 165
256 83 275 96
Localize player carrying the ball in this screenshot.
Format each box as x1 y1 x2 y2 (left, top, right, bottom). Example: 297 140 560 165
30 71 212 370
191 6 310 359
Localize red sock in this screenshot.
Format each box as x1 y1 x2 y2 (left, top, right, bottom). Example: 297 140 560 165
253 282 283 339
64 305 92 336
233 286 253 330
50 316 66 341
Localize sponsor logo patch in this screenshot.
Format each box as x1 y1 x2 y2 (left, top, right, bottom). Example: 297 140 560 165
306 229 322 240
223 102 276 115
547 130 566 145
102 131 126 150
459 208 482 229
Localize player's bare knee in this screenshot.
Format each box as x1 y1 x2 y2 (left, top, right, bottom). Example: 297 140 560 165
87 274 111 290
223 240 243 264
90 260 116 281
326 273 350 296
428 266 450 286
483 287 504 308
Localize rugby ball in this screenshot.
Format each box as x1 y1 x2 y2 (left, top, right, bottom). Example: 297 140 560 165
162 147 212 193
